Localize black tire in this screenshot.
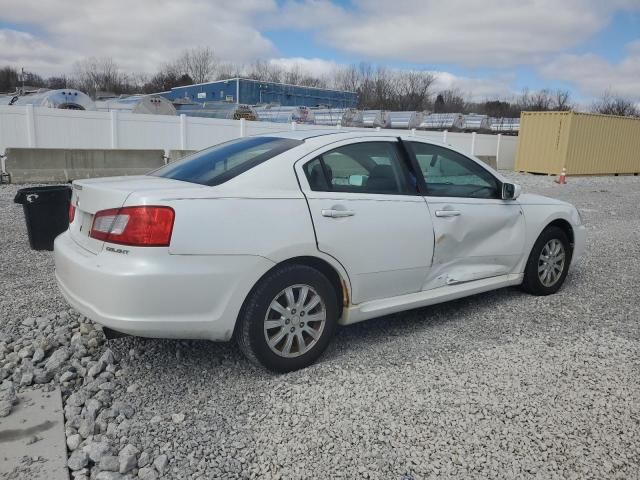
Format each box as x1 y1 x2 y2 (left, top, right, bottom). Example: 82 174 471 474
521 226 572 296
237 264 338 372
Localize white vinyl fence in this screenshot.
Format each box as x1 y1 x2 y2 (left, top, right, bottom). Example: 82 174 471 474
0 105 518 170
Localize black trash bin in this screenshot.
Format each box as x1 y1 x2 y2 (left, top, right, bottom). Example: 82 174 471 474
14 185 72 251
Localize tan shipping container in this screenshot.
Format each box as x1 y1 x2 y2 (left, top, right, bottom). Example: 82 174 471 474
515 111 640 175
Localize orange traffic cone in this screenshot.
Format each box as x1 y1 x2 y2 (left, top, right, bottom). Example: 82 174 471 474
555 167 567 185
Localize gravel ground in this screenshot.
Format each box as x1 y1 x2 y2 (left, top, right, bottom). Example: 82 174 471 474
1 173 639 479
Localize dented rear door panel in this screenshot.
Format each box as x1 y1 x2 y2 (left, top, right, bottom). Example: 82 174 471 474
423 198 525 290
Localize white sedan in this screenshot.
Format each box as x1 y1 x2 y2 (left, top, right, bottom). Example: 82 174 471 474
55 131 586 371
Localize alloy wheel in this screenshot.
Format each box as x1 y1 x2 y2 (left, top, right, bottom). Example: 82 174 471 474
263 284 327 358
538 239 566 287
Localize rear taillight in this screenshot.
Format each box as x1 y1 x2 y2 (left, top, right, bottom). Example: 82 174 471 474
90 206 175 247
69 204 76 223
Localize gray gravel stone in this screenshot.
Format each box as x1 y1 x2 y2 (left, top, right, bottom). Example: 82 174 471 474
32 347 45 363
78 417 95 438
85 398 102 419
0 380 18 417
0 399 12 417
66 433 82 451
2 175 640 479
153 455 168 475
88 360 105 378
113 401 134 419
66 391 89 407
137 451 151 469
19 371 34 386
96 472 125 480
44 346 71 372
100 349 117 365
60 370 76 382
119 444 139 474
67 450 89 471
137 466 158 480
87 441 112 463
99 455 120 472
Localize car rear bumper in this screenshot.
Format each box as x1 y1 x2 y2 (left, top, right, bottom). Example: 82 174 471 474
54 231 274 341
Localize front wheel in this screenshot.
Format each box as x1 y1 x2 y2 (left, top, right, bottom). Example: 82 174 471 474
521 226 572 295
237 264 338 372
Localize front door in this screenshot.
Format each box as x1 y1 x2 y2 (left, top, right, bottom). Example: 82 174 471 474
405 141 526 290
296 138 434 304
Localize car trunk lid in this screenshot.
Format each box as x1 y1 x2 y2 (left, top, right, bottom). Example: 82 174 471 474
69 175 199 254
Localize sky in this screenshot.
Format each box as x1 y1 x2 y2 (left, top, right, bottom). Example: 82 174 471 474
1 0 639 103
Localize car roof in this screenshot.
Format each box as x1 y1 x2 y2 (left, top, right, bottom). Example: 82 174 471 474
253 129 507 183
254 130 396 141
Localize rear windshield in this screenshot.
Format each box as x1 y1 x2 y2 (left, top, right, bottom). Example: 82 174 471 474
151 136 303 186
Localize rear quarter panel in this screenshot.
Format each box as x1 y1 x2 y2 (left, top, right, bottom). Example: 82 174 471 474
166 197 317 257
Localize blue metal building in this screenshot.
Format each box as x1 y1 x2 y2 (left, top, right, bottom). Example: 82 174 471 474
159 78 357 108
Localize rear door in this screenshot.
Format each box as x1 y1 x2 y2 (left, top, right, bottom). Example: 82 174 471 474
405 141 525 290
295 138 434 304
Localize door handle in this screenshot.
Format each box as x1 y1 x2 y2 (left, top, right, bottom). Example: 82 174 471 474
435 210 461 217
322 209 355 218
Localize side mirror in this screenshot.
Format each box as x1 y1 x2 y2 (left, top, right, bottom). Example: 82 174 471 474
501 182 521 200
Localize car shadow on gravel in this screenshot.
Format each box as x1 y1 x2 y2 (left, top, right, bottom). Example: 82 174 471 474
324 287 525 360
102 286 522 377
324 268 592 364
104 269 590 377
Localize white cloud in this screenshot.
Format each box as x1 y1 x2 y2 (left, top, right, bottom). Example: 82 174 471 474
273 0 640 67
0 0 278 75
1 0 638 104
431 71 518 101
0 29 68 70
268 57 340 78
540 41 640 99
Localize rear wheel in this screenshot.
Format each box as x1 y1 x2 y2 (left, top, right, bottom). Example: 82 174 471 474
521 226 571 295
237 264 338 372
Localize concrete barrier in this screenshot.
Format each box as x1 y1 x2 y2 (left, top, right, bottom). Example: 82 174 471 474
5 148 166 183
167 150 198 163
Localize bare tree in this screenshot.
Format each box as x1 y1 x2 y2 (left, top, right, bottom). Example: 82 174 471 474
433 88 465 113
0 66 18 92
215 61 241 80
46 76 68 89
11 55 601 116
143 66 193 94
477 99 519 118
517 88 553 111
0 67 45 92
554 90 572 111
71 57 126 96
393 71 436 111
332 64 361 93
177 47 218 84
246 59 282 83
591 92 639 117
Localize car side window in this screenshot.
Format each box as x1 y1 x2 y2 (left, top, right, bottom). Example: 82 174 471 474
408 142 499 199
303 142 413 195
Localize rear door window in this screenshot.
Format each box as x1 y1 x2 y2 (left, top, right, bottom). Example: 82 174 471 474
303 141 414 195
152 137 302 186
